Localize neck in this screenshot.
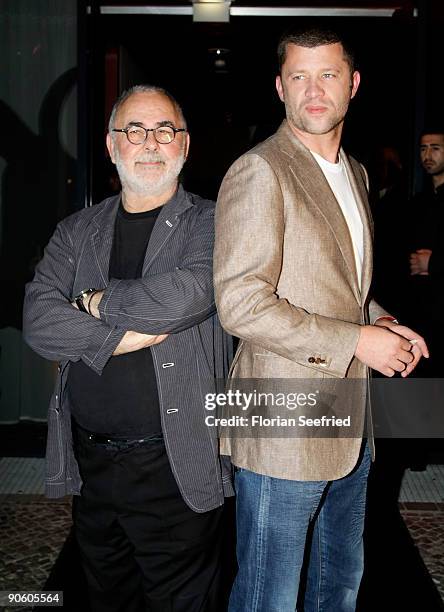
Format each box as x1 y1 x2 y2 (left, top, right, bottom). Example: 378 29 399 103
432 174 444 191
287 120 343 163
121 182 178 213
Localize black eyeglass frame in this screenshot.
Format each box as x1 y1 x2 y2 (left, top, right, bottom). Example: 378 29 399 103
112 125 187 145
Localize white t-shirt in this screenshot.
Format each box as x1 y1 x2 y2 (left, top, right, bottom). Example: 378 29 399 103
311 150 364 289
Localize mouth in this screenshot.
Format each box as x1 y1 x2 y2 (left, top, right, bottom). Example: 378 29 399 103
135 160 165 168
305 105 328 115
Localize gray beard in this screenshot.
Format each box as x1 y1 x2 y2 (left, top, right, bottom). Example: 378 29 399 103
115 150 186 197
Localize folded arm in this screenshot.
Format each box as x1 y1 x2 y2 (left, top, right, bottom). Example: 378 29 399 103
97 204 216 334
23 220 125 374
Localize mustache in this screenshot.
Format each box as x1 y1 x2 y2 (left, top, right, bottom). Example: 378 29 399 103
135 154 165 163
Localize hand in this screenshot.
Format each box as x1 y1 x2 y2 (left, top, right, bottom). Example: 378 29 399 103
113 331 169 356
87 290 104 318
355 324 428 377
410 249 432 275
373 320 429 377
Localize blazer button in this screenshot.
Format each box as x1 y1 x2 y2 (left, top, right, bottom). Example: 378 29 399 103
308 357 315 363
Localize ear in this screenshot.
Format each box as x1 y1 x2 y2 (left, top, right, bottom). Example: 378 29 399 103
350 71 360 99
184 132 191 160
106 133 116 164
275 75 285 102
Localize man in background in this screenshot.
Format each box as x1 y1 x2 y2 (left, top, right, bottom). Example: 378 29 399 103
409 129 444 376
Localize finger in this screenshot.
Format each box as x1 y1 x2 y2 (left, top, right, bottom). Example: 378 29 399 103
392 351 413 367
401 346 422 377
399 338 414 351
410 337 429 358
391 359 409 373
154 334 169 344
394 327 426 349
383 367 395 377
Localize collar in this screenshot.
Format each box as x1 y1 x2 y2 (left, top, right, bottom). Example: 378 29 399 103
92 183 193 230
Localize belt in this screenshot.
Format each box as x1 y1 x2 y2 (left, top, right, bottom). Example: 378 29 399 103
86 431 163 450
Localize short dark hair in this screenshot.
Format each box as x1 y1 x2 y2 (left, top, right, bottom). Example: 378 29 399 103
108 84 186 134
420 127 444 139
277 26 355 74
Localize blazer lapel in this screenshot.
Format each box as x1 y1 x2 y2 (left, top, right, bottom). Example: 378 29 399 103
91 195 120 286
341 152 373 305
276 123 361 303
142 185 194 275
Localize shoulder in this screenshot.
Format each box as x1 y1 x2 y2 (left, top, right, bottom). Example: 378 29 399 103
57 195 119 235
184 190 215 210
182 189 216 219
224 123 311 179
241 131 284 167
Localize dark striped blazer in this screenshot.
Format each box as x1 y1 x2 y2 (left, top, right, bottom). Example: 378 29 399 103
23 185 234 511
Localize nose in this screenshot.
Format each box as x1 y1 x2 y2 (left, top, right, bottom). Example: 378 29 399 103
144 130 159 151
305 78 325 99
421 148 431 162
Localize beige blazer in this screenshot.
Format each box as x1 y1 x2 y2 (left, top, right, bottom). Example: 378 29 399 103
214 120 388 481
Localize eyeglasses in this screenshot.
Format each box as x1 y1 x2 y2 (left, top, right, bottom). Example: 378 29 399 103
112 125 187 145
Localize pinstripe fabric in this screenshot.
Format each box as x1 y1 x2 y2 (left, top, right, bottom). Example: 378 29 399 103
23 185 234 511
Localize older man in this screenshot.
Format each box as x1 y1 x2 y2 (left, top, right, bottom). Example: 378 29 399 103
214 27 427 612
24 85 232 612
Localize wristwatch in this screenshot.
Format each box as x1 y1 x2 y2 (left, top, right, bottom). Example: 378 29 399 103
74 288 96 313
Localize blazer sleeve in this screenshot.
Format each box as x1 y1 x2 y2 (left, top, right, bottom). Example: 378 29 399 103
214 153 361 379
98 202 216 334
368 299 392 324
23 219 125 375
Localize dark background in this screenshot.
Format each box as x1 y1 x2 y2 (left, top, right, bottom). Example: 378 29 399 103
81 3 437 205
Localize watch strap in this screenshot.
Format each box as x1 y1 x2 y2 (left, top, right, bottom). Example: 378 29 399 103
74 288 96 313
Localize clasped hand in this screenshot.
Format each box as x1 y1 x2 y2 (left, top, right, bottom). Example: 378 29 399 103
355 321 428 377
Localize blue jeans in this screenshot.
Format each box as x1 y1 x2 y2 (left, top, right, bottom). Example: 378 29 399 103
229 444 371 612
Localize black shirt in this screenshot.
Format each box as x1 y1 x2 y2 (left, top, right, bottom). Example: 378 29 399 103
67 201 163 435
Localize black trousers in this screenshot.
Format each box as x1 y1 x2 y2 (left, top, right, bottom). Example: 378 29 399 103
72 425 224 612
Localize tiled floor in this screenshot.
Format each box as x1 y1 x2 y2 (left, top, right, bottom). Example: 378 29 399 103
0 494 72 612
400 465 444 503
0 458 443 609
0 458 45 495
401 505 444 602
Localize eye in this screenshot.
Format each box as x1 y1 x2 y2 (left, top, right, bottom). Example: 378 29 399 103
157 127 174 136
128 126 145 137
155 126 175 143
292 74 306 81
322 73 335 79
